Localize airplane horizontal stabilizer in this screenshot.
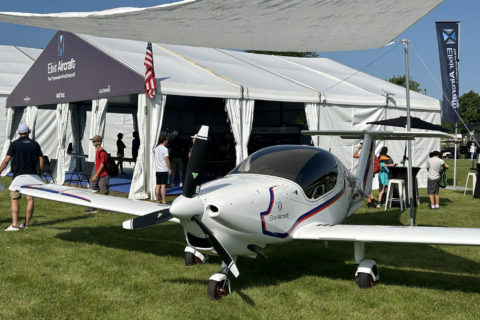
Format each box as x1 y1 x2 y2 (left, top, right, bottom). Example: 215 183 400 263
293 224 480 246
301 130 452 140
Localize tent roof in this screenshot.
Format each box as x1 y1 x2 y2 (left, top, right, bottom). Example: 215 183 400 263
0 0 443 52
7 32 440 111
0 45 41 95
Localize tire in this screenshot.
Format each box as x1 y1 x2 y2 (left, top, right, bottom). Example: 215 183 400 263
356 272 375 289
184 252 196 266
207 279 229 300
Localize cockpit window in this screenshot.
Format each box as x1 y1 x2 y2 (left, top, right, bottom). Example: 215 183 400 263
229 145 338 199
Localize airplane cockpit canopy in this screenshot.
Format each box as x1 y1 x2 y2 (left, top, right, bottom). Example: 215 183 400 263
229 145 338 199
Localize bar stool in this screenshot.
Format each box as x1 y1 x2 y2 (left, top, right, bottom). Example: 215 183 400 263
385 179 406 211
464 172 477 197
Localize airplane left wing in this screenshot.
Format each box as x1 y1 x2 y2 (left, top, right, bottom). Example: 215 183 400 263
11 174 178 223
292 224 480 246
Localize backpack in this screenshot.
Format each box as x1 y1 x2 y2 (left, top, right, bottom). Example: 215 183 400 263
99 149 118 177
373 155 380 174
439 164 448 188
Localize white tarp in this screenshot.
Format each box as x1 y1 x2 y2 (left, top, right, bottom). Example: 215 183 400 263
225 99 255 164
129 94 167 200
55 103 70 185
0 0 443 52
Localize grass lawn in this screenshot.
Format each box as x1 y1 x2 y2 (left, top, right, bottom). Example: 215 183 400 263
0 159 479 319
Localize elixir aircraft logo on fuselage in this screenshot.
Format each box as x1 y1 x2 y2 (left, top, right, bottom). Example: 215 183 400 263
442 29 456 45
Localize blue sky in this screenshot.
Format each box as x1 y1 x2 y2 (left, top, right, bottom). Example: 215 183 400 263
0 0 477 100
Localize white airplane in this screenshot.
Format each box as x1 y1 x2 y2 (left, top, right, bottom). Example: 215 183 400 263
11 126 480 300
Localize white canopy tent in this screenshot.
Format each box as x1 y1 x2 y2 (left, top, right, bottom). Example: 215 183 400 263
4 33 442 199
0 0 443 52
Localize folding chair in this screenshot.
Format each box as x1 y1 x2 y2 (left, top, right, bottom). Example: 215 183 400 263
68 161 94 188
42 157 57 184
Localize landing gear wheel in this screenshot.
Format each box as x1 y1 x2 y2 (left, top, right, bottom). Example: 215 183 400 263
207 279 230 300
356 272 375 289
184 252 200 266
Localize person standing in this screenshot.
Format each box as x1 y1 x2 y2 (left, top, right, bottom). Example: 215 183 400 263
0 123 44 231
376 146 397 208
84 135 109 213
427 151 449 209
168 130 185 187
116 133 126 174
154 135 171 204
132 131 140 162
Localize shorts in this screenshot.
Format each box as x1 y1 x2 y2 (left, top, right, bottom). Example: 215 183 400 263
427 178 440 195
10 190 21 200
90 175 110 195
156 172 168 185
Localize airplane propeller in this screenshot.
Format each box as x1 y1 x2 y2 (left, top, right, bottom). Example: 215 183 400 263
127 125 240 278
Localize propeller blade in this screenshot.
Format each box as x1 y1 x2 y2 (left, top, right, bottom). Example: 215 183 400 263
123 208 172 230
191 215 239 278
183 126 209 198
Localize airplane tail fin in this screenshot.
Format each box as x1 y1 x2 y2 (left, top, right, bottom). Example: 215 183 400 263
301 129 452 196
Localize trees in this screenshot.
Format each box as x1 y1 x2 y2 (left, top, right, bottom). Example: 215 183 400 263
387 75 423 93
459 90 480 124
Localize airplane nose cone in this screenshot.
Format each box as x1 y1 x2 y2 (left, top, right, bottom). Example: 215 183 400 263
169 195 204 220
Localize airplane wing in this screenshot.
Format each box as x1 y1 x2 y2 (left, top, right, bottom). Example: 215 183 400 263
301 130 452 140
292 224 480 246
11 174 179 224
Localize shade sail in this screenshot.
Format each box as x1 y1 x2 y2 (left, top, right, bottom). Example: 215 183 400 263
0 0 443 52
367 116 448 132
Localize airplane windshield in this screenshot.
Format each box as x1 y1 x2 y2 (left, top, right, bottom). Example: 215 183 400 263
230 145 338 199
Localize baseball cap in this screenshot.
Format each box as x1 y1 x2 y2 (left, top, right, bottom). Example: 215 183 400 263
18 123 30 134
191 134 197 139
90 135 102 142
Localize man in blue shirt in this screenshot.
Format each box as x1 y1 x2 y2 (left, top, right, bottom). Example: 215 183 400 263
0 123 44 231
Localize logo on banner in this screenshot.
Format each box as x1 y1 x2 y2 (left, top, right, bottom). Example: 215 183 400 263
442 29 457 44
58 34 64 57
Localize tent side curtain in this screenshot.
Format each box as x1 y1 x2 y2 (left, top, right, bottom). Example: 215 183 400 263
55 103 70 185
305 103 321 147
225 99 255 164
25 106 38 140
88 98 108 161
0 107 24 176
70 105 87 171
129 93 167 200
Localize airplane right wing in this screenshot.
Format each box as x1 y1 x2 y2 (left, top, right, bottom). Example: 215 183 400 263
292 224 480 246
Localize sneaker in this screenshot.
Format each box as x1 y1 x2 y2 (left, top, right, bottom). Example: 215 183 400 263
5 225 20 231
19 223 28 229
84 207 98 213
376 203 381 208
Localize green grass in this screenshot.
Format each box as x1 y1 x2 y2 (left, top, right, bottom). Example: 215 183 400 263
0 159 479 319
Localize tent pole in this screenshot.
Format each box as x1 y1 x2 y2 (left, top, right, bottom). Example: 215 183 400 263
403 39 415 226
453 123 458 187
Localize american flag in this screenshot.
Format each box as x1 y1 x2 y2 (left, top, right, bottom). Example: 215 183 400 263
144 42 157 99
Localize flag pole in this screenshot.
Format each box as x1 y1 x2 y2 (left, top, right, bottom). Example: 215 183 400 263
403 39 416 226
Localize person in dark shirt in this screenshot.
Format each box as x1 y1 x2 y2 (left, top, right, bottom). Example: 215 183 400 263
0 123 44 231
168 131 186 187
116 133 126 174
132 131 140 162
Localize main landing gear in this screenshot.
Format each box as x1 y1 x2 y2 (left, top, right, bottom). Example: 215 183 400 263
354 242 379 288
184 246 208 266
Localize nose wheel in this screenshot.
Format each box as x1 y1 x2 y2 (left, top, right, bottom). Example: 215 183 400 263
207 273 231 299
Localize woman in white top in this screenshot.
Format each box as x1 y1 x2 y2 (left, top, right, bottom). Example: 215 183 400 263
154 135 171 204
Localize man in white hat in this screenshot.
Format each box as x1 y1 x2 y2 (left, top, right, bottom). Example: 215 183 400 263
0 123 44 231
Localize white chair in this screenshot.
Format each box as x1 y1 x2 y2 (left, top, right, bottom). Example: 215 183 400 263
464 172 477 197
385 179 406 212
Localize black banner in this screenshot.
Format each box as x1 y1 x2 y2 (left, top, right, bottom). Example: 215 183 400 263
435 21 460 124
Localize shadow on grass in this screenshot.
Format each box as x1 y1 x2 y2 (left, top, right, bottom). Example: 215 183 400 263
54 209 480 296
55 223 185 258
